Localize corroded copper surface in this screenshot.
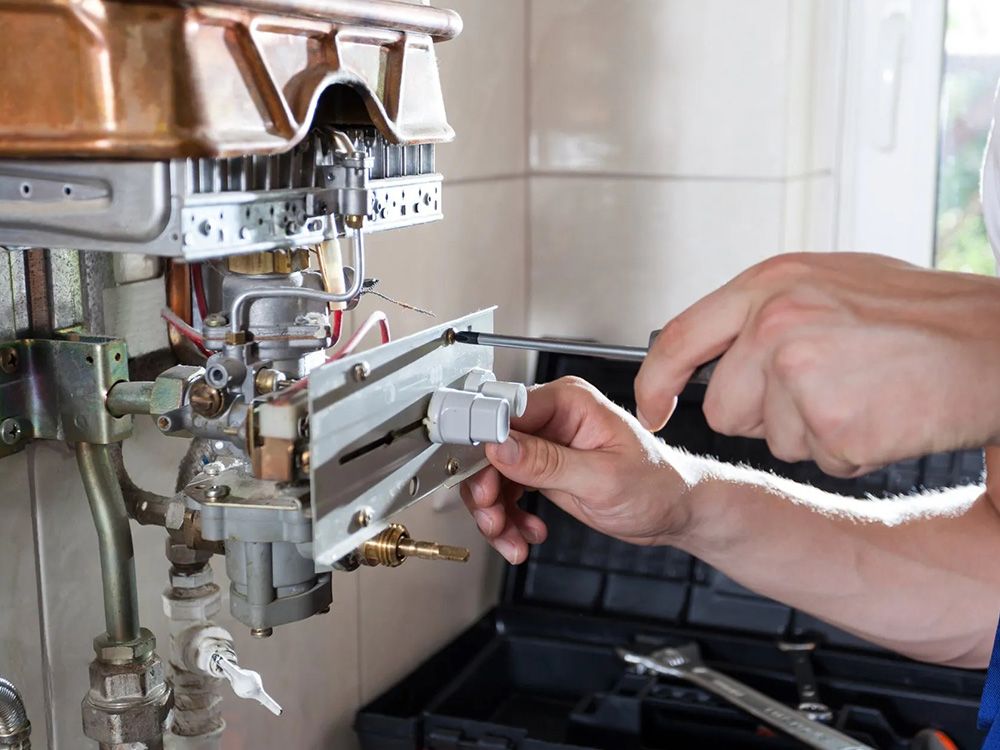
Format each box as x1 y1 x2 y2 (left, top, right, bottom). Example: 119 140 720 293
0 0 459 158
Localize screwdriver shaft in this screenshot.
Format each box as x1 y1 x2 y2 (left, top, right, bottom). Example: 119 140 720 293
455 331 717 385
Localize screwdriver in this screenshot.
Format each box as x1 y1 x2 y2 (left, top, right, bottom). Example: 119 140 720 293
454 330 717 386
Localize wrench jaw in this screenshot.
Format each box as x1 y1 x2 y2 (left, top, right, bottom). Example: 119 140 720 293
798 702 835 724
616 644 697 678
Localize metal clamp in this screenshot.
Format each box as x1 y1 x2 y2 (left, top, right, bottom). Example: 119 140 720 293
0 333 131 457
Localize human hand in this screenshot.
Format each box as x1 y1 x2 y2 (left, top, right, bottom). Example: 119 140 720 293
460 377 695 564
636 252 1000 476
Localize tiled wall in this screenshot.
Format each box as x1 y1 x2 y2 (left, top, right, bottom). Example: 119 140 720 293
527 0 845 345
0 2 846 748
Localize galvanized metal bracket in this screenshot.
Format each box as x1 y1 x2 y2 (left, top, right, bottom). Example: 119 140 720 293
307 308 496 568
0 332 132 457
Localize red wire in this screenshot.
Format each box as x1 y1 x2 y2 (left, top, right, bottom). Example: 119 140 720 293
191 263 208 320
273 311 391 403
160 308 211 357
331 309 343 343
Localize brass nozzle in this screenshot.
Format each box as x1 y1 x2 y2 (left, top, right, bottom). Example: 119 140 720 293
359 524 470 567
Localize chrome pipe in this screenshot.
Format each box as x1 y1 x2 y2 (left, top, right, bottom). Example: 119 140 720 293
75 442 140 644
228 226 366 334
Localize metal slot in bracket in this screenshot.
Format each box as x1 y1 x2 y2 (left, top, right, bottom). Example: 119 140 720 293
308 308 496 568
0 332 131 457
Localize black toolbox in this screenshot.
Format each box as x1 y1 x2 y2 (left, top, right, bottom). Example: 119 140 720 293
355 353 989 750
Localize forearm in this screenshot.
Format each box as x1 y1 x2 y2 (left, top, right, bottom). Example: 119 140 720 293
669 449 1000 667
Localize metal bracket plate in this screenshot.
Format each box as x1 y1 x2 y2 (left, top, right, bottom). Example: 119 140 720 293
308 308 495 568
0 333 131 456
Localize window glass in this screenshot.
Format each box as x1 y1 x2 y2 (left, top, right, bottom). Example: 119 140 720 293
934 0 1000 274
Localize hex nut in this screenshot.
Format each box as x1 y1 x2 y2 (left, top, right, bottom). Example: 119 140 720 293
93 628 156 666
149 365 201 416
82 653 172 747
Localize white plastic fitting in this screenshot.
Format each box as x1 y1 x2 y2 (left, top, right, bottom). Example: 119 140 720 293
426 388 510 445
463 369 528 417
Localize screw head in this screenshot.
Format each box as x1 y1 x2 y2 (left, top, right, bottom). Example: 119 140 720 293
156 415 172 432
204 484 230 501
353 508 373 529
445 458 461 476
0 347 18 374
0 418 22 445
352 362 370 382
203 314 228 328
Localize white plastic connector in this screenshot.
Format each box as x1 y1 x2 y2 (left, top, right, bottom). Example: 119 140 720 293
426 388 510 445
463 369 528 417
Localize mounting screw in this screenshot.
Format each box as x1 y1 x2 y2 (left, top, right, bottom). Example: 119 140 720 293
203 313 228 328
0 347 18 374
0 418 22 445
442 328 456 346
250 628 273 639
353 508 373 529
352 362 370 382
204 484 230 501
445 458 461 476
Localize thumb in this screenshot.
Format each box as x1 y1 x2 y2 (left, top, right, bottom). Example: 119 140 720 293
485 430 593 495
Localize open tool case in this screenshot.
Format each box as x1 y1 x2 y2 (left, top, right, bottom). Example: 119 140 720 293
355 353 988 749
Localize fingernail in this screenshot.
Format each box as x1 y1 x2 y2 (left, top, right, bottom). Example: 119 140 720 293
473 509 493 536
494 434 520 464
523 527 543 544
496 538 520 564
636 408 653 430
469 478 485 505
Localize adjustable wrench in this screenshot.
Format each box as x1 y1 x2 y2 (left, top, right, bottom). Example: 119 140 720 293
618 643 874 750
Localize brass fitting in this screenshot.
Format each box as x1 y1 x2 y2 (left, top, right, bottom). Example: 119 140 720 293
189 381 224 418
358 524 469 568
227 248 311 275
254 367 284 395
224 331 247 346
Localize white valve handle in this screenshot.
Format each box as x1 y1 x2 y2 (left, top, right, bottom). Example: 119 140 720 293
211 652 283 717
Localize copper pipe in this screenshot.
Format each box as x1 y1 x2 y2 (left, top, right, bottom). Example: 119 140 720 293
165 261 202 364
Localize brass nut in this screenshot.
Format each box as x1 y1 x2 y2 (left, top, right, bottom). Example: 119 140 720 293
255 368 283 395
93 628 156 666
189 381 224 418
224 331 247 346
0 347 18 374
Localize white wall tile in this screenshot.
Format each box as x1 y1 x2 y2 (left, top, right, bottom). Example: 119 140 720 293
528 175 786 346
435 0 527 181
353 178 529 383
529 0 842 179
0 450 48 749
782 175 837 252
